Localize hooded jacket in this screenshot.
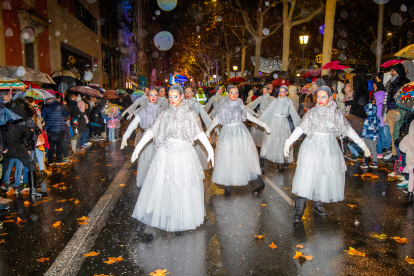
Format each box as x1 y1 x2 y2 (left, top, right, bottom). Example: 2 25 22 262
399 121 414 167
89 99 107 126
387 63 410 111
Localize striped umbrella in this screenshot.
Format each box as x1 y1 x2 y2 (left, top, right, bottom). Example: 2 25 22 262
131 90 145 102
0 77 28 89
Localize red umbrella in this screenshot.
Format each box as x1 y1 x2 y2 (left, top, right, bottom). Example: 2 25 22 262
272 79 291 86
102 90 119 99
321 61 350 70
22 81 40 89
70 86 102 98
379 59 404 68
302 69 321 78
228 77 246 82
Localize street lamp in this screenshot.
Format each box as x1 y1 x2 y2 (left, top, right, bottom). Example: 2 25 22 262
233 66 238 71
299 27 309 69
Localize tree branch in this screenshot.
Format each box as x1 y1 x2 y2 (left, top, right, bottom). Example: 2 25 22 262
291 5 324 27
288 0 296 21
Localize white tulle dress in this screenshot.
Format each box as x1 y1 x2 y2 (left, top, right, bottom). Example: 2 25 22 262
123 101 162 187
259 97 301 164
132 103 208 232
185 98 213 170
209 97 261 186
245 93 275 147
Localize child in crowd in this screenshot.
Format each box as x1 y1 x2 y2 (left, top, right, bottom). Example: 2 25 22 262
361 95 380 169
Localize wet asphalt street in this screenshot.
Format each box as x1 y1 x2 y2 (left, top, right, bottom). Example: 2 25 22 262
0 136 414 276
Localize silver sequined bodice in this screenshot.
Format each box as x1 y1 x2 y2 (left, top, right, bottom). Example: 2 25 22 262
136 101 163 130
216 98 247 125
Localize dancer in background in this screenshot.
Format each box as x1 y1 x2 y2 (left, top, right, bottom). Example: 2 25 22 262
131 85 214 233
259 85 300 173
157 86 169 109
121 87 149 119
184 87 213 170
121 89 162 187
246 84 275 149
206 85 270 196
283 86 370 222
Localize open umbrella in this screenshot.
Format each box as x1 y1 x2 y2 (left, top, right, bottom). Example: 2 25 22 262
116 89 127 94
13 88 54 101
103 90 119 99
295 69 309 75
394 44 414 60
393 82 414 111
0 66 55 84
70 86 102 98
131 90 145 102
321 61 350 70
228 77 246 83
51 70 78 78
88 84 105 93
379 59 404 68
0 77 28 89
302 69 321 78
0 106 22 126
272 79 291 86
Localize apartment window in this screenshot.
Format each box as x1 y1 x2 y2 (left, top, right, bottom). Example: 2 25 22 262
75 0 98 33
25 43 35 69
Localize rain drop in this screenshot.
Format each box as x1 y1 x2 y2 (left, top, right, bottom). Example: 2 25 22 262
401 4 407 12
372 0 389 4
157 0 177 11
235 46 240 52
2 1 11 10
340 30 347 38
340 10 348 18
337 39 347 49
5 28 13 37
84 71 93 81
152 16 156 20
55 31 60 36
216 16 222 22
64 39 67 43
390 12 403 25
98 18 105 25
155 10 161 16
263 28 269 35
340 54 346 61
265 1 269 6
273 74 278 79
16 66 25 77
154 31 174 51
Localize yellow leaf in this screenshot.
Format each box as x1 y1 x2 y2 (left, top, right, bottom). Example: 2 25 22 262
119 184 126 187
2 220 14 223
296 245 304 248
16 217 25 224
103 256 124 264
52 221 62 228
52 184 59 188
74 199 80 204
347 204 357 209
68 198 74 201
260 204 267 207
149 269 171 276
78 221 88 225
293 251 304 259
254 234 265 240
284 187 291 190
391 236 409 244
24 201 31 205
55 208 63 212
77 216 89 221
0 240 5 243
37 257 49 263
57 199 66 203
304 255 315 261
371 234 387 240
84 251 100 257
405 256 414 264
344 247 365 257
269 242 277 249
0 233 7 236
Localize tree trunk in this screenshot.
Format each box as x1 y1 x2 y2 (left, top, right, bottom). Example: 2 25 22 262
241 44 246 78
282 22 292 71
226 53 231 80
321 0 337 76
376 3 384 72
221 58 225 83
254 38 262 77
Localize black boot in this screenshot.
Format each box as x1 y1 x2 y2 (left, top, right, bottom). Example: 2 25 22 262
259 157 265 175
313 201 328 216
28 171 41 198
136 221 147 233
253 177 265 193
407 192 413 202
385 155 397 163
224 186 231 197
39 171 45 180
293 197 307 222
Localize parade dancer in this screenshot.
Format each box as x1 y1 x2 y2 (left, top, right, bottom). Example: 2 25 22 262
184 87 213 170
156 86 169 109
206 85 270 196
121 89 162 187
246 84 275 149
131 85 214 233
259 85 301 173
121 87 149 120
204 85 225 117
283 86 370 222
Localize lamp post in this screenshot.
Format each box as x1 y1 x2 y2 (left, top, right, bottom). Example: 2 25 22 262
232 66 238 78
299 27 309 69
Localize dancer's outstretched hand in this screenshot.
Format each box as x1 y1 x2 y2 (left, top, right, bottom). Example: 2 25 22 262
283 144 290 157
127 113 134 120
120 138 127 149
361 145 371 157
131 148 141 163
264 125 271 134
207 154 215 167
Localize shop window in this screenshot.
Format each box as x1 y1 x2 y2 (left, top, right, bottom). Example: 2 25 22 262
25 43 35 69
75 0 98 33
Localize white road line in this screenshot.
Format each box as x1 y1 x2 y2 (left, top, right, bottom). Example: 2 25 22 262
260 175 295 206
44 161 132 276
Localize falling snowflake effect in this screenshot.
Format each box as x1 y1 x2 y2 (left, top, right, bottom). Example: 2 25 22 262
251 56 282 73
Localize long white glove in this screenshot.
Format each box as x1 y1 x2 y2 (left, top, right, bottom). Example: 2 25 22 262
196 132 215 167
131 130 153 163
121 116 140 149
127 113 134 120
206 117 219 138
284 127 304 157
245 107 260 118
246 112 270 133
347 127 371 157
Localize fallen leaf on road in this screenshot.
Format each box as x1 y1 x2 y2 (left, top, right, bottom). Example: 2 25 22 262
296 245 304 248
84 251 100 257
106 164 112 166
5 189 15 196
347 204 357 209
55 208 63 212
68 198 74 201
74 177 79 179
254 234 265 240
371 234 387 240
21 189 29 196
24 201 30 205
284 187 291 190
57 199 66 203
149 269 171 276
52 184 59 188
2 220 14 223
260 204 267 207
239 225 242 227
37 258 49 263
0 233 7 236
119 184 126 187
344 247 365 257
269 242 277 249
16 217 25 224
77 216 89 221
78 221 88 225
391 237 409 244
301 216 311 220
0 240 4 244
74 199 80 204
52 221 62 228
293 251 314 261
406 256 414 264
59 186 67 190
103 256 124 264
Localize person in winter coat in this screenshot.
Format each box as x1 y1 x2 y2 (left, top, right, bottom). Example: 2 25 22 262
372 74 387 157
385 63 410 162
42 98 70 165
67 94 81 152
360 96 380 169
287 85 299 111
349 74 369 119
399 121 414 202
89 98 107 140
335 82 346 115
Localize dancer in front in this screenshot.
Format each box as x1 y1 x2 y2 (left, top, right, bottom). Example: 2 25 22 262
131 85 214 233
283 86 370 222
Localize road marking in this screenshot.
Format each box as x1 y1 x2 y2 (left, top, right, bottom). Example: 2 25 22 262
45 161 132 276
260 175 295 206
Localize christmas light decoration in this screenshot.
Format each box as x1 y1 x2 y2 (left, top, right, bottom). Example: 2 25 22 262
251 56 282 73
319 24 325 35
